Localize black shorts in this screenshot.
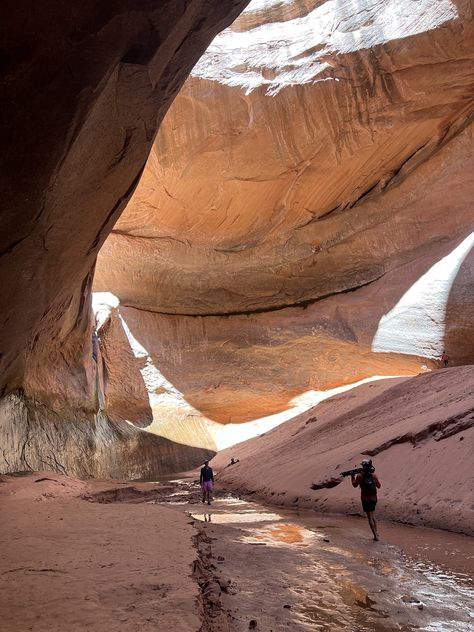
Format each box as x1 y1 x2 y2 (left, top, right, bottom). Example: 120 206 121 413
362 499 377 513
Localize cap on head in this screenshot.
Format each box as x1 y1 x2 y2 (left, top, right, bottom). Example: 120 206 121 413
361 459 371 467
204 460 209 465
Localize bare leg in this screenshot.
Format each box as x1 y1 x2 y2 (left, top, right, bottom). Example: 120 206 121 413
367 512 378 540
372 514 379 540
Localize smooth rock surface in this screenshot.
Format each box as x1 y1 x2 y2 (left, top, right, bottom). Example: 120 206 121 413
113 299 431 424
0 0 250 403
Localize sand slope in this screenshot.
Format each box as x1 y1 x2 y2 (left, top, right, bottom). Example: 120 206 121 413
213 366 474 534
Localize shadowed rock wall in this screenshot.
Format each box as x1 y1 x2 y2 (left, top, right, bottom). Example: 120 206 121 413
0 393 214 479
0 0 249 402
0 0 250 475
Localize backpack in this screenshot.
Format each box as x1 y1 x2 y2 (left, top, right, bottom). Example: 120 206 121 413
361 473 377 494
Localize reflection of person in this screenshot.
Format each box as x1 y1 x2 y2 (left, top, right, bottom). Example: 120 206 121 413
441 350 449 367
200 460 214 505
351 460 381 541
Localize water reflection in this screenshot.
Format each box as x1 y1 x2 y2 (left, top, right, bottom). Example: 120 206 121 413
189 493 474 631
190 510 281 524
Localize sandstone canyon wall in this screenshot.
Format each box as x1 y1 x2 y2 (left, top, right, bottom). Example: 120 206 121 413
0 0 250 477
1 0 473 478
94 0 474 445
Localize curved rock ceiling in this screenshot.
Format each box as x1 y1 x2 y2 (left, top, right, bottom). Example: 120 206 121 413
95 0 474 317
91 0 474 437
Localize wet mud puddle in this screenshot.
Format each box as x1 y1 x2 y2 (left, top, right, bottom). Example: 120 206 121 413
168 484 474 631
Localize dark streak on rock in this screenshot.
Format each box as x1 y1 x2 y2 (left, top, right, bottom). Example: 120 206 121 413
122 269 387 318
363 409 474 456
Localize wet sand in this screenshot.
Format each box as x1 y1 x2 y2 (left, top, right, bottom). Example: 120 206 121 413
1 473 473 631
0 474 201 631
187 491 474 631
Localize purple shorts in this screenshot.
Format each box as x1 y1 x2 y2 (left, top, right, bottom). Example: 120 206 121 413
201 481 213 493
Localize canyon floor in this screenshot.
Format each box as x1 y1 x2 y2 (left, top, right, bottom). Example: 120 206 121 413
1 474 473 631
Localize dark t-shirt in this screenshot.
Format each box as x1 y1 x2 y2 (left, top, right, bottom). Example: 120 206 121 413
200 466 214 483
353 472 381 501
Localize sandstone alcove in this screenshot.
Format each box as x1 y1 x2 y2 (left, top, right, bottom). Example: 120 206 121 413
93 0 474 464
1 3 473 631
0 0 251 477
1 0 473 478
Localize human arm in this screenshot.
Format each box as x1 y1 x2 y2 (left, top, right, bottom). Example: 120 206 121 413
373 474 381 489
351 473 361 488
211 468 214 482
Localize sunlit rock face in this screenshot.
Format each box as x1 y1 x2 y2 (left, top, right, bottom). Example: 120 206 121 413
95 0 474 429
0 1 250 476
2 0 472 476
96 0 474 314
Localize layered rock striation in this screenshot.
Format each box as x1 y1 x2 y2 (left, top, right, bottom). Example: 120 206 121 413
94 0 474 430
1 0 473 477
0 392 214 479
96 0 474 316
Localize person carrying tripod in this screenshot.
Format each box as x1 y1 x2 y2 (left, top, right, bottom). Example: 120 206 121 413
351 459 381 541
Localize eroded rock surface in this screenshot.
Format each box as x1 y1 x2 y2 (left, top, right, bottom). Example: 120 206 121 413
111 300 429 425
0 392 214 479
94 0 474 429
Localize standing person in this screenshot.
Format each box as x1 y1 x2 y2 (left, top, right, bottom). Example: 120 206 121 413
351 460 381 541
200 460 214 505
441 350 449 367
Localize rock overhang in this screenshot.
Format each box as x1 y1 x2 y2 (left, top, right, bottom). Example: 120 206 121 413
94 0 474 317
